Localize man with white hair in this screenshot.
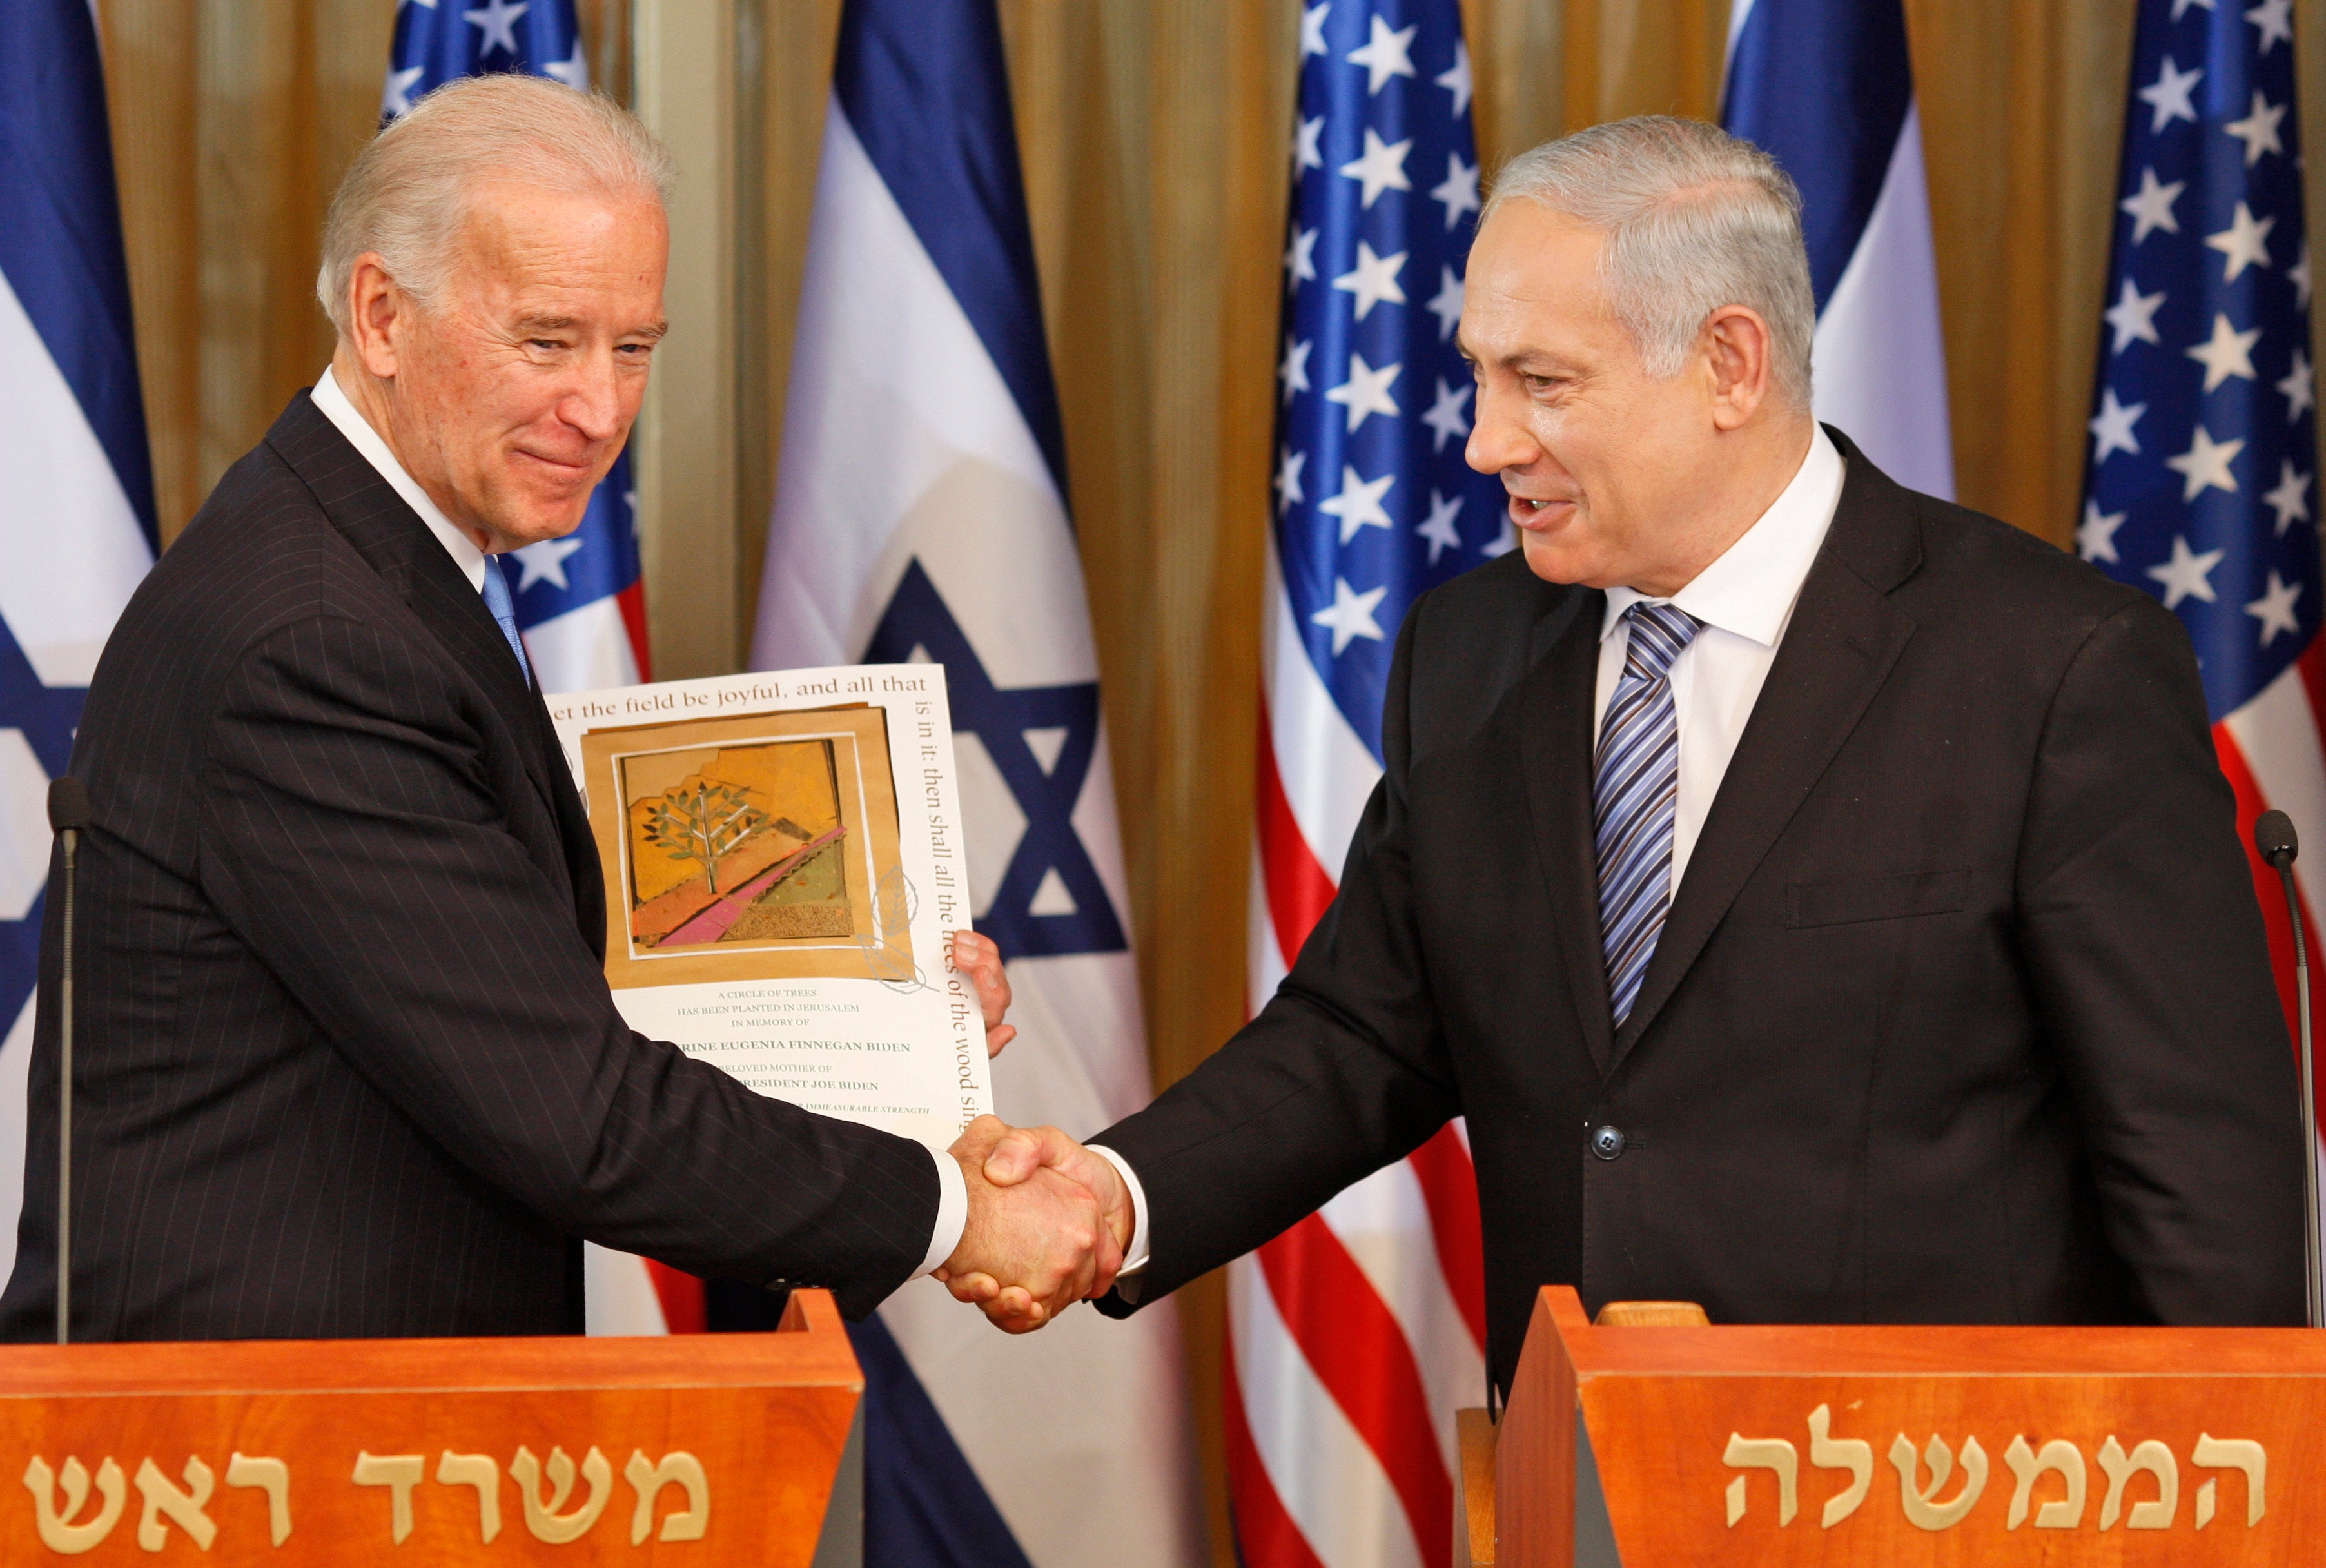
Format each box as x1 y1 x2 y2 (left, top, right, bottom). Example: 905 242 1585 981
0 74 1106 1341
960 116 2305 1377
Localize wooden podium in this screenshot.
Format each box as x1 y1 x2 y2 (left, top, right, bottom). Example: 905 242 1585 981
0 1288 863 1563
1463 1284 2326 1565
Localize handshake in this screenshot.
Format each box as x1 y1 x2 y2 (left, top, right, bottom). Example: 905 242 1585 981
932 1115 1131 1334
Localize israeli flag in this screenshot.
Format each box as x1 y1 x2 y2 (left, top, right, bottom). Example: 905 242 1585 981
0 3 157 1282
1724 0 1955 497
751 0 1202 1563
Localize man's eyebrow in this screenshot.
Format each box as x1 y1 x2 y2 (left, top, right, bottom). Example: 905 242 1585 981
514 313 584 333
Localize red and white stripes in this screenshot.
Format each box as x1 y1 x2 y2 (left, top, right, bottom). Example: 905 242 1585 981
1234 556 1486 1568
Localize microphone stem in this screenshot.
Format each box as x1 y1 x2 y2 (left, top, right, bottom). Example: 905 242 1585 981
2283 863 2321 1330
56 828 73 1348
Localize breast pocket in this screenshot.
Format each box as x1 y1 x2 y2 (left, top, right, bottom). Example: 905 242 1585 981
1786 868 1971 929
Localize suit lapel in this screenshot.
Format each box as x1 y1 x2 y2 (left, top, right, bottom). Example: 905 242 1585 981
266 393 581 874
1606 431 1924 1068
1518 587 1619 1076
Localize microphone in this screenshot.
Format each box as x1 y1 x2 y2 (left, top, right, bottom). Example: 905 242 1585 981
2254 808 2321 1329
46 778 88 1348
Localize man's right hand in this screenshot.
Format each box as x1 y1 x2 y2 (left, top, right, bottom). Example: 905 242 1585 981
935 1116 1123 1333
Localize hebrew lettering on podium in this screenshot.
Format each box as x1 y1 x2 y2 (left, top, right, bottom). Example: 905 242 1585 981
1889 1431 1988 1530
512 1444 614 1544
351 1451 425 1545
1721 1434 1797 1526
1804 1404 1872 1527
21 1455 126 1554
133 1455 217 1551
2192 1433 2266 1528
625 1449 710 1544
2003 1435 2086 1529
2097 1435 2178 1529
438 1451 502 1544
226 1453 293 1545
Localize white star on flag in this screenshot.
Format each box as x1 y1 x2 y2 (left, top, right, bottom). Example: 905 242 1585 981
2280 346 2316 421
1436 40 1473 117
2245 569 2303 644
2165 424 2245 500
382 64 427 119
541 41 587 88
2089 387 2147 462
1300 1 1331 57
1416 490 1464 564
2291 245 2313 308
2138 55 2204 133
1279 338 1313 401
1318 466 1395 544
1285 225 1319 287
1431 152 1480 230
1293 115 1324 173
2207 201 2276 282
1422 377 1473 452
2078 500 2127 564
2105 277 2167 352
1481 515 1518 557
1275 448 1307 513
1425 265 1463 341
1325 353 1402 431
2171 0 2214 15
2121 167 2185 244
512 534 584 591
2148 533 2227 608
464 0 529 55
2247 0 2294 53
1333 240 1409 318
2225 91 2287 167
1346 15 1418 94
1310 576 1389 654
2185 312 2262 392
2264 458 2312 534
1340 128 1414 209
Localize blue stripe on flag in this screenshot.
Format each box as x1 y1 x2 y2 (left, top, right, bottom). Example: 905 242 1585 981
846 1315 1039 1568
830 0 1070 498
0 0 159 549
1722 0 1914 311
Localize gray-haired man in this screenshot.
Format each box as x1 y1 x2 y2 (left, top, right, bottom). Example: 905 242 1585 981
960 115 2305 1380
1 74 1102 1342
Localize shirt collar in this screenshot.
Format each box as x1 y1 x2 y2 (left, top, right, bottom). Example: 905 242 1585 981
1601 424 1846 647
311 364 489 593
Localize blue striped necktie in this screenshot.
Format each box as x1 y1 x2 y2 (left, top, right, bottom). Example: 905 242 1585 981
1594 602 1702 1028
480 554 534 685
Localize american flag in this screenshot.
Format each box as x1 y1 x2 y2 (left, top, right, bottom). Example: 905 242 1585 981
2078 0 2324 1148
1236 3 1497 1564
383 0 653 694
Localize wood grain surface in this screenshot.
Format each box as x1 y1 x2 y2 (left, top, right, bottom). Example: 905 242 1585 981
0 1288 858 1562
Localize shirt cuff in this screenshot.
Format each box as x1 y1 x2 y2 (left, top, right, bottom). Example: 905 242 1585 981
913 1144 968 1280
1087 1144 1151 1277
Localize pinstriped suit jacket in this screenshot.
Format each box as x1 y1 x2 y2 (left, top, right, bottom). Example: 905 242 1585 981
0 393 937 1340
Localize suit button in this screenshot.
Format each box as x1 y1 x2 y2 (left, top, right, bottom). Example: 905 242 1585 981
1590 1125 1626 1161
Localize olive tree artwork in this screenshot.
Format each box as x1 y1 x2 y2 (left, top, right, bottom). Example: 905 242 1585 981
640 781 772 896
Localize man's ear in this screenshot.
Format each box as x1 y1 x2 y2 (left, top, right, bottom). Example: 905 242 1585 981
347 255 406 382
1702 304 1774 432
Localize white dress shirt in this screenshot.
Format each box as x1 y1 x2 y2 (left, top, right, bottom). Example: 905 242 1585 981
1099 425 1845 1282
310 367 970 1282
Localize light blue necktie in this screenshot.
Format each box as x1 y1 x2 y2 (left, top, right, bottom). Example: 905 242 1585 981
1594 602 1701 1028
479 555 533 685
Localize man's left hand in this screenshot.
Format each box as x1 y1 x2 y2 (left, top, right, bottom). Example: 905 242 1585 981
952 931 1015 1058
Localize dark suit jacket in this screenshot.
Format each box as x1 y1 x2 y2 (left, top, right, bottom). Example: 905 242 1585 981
0 393 939 1340
1095 429 2307 1392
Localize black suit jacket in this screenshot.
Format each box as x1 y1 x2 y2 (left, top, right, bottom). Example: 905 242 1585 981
0 393 939 1340
1095 430 2306 1391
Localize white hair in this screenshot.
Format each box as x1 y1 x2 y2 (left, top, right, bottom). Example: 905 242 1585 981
1482 115 1815 406
316 74 676 338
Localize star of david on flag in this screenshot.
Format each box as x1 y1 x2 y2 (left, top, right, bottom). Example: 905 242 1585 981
2080 0 2326 1228
384 0 652 692
0 0 157 1289
1237 4 1494 1567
